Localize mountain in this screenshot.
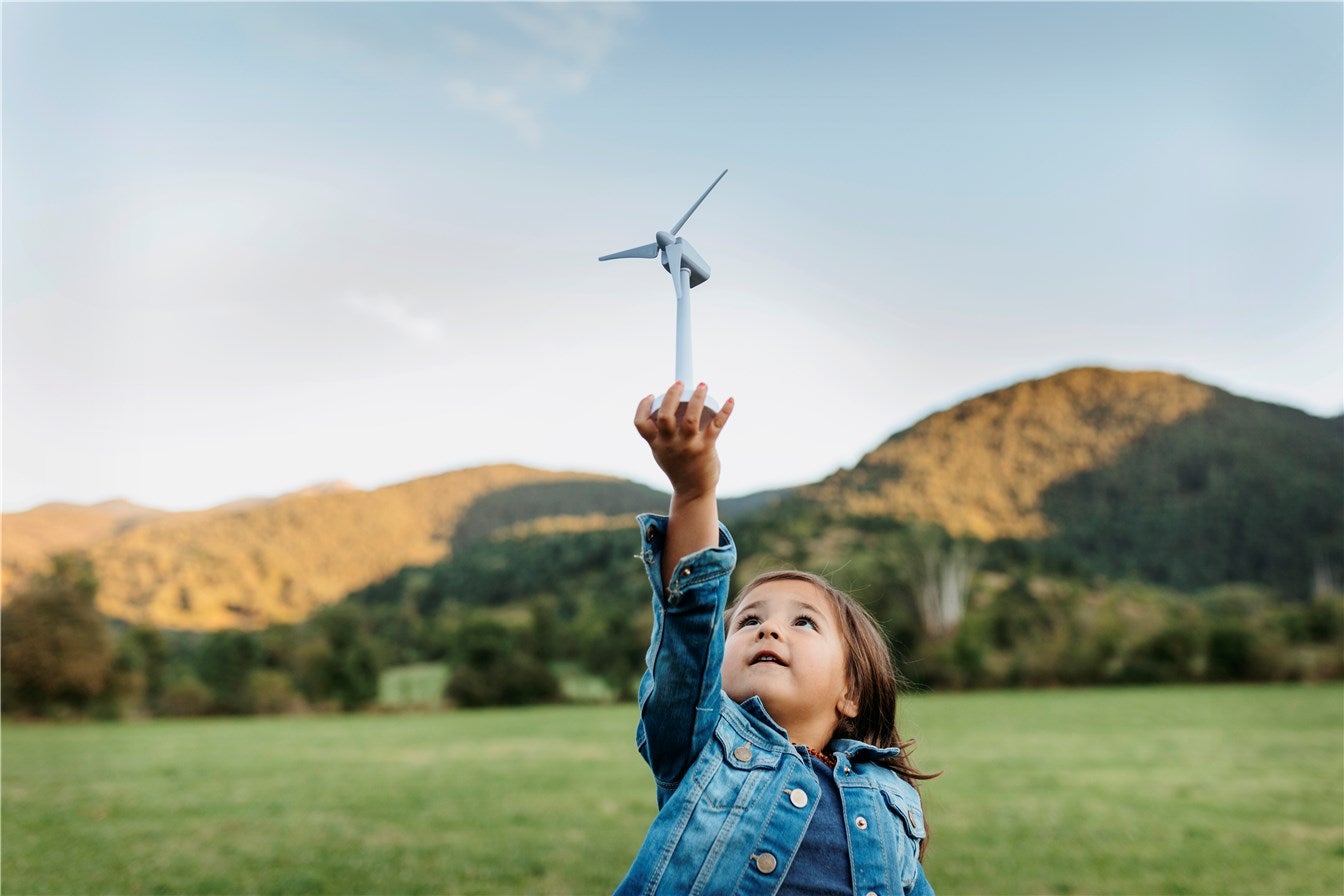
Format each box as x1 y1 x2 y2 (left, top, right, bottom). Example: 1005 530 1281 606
4 366 1338 630
2 467 663 630
2 483 362 584
806 367 1220 539
2 499 168 589
804 367 1342 593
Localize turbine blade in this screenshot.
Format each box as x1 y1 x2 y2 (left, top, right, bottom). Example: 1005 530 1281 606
669 169 728 236
598 242 659 261
663 241 683 278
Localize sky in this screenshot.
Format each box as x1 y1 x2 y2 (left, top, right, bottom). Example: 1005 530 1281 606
4 1 1341 514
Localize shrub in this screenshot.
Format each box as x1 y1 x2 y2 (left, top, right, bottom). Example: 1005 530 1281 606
195 630 261 714
1120 622 1203 684
445 616 560 708
159 673 213 717
249 669 304 714
1205 621 1260 681
447 652 560 708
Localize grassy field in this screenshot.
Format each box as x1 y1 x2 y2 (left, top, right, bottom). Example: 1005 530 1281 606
3 684 1341 895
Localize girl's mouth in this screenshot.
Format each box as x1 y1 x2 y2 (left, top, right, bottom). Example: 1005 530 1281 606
750 650 787 666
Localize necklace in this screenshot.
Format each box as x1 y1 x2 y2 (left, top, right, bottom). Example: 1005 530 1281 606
804 745 836 769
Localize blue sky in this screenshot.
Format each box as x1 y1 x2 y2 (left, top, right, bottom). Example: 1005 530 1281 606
4 1 1341 513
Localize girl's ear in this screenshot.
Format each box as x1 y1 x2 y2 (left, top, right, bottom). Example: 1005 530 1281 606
837 687 859 721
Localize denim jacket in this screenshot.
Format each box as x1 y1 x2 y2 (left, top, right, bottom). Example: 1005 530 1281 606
614 514 932 896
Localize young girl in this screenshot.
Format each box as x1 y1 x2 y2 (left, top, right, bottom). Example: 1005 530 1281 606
615 382 936 896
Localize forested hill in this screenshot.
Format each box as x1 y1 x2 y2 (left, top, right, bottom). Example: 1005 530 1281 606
1 500 168 578
803 367 1342 594
2 468 675 631
808 367 1220 539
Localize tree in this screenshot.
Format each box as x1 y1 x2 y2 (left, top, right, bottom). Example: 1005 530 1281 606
1 553 115 716
195 630 261 714
122 625 169 714
307 604 382 711
446 615 559 708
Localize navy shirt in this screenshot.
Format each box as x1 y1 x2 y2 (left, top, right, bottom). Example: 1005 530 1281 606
779 751 851 896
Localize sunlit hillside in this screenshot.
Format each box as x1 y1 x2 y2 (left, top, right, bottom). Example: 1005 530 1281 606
806 367 1219 539
50 466 625 631
1 500 167 590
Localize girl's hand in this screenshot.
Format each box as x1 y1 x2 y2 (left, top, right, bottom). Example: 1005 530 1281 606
634 382 735 501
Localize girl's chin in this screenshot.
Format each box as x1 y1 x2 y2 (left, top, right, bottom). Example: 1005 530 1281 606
724 682 767 705
725 683 788 715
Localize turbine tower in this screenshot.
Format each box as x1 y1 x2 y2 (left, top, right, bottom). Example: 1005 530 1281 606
599 170 728 411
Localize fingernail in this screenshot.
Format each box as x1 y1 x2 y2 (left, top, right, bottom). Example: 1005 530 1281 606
697 382 707 391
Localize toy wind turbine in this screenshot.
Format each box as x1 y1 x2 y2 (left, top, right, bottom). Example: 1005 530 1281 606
599 170 728 412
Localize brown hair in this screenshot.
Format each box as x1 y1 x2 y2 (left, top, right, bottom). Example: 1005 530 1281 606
729 570 939 856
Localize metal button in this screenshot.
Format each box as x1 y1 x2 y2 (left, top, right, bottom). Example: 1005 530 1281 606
681 566 692 576
733 745 752 762
789 788 809 808
753 853 777 874
865 891 879 896
854 816 868 830
646 525 657 541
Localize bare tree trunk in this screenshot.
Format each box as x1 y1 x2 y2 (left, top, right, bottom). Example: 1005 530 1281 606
909 526 982 638
916 547 943 638
1313 556 1338 598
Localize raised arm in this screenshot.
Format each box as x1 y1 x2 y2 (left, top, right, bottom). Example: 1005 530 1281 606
634 382 735 589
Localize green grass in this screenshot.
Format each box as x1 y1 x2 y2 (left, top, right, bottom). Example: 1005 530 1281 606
907 684 1344 896
3 684 1341 895
377 663 451 709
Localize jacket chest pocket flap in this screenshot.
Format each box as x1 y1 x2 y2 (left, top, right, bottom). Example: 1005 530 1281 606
714 726 782 771
881 787 926 841
694 727 784 811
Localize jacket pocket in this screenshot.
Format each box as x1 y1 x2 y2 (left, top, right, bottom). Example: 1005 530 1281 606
697 726 781 810
880 787 926 891
880 786 927 841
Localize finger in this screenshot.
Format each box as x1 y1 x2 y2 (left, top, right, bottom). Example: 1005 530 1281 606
681 382 709 434
654 381 684 433
633 394 657 439
708 396 735 435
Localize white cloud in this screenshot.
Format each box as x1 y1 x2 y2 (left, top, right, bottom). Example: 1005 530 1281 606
436 4 642 143
444 78 542 146
343 293 448 346
248 4 642 146
494 4 638 89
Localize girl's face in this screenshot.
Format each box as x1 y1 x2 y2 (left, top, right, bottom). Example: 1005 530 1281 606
721 579 859 751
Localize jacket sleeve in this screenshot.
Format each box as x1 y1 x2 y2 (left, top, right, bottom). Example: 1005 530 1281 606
633 513 737 806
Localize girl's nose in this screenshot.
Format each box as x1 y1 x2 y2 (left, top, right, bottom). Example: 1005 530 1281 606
755 622 782 640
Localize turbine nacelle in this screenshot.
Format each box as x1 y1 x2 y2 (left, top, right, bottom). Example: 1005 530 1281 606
656 232 711 288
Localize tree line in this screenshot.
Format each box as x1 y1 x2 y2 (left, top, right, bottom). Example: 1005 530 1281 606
4 507 1342 719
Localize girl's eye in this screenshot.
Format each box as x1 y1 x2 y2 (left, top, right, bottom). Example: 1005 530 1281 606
794 615 817 629
736 615 760 629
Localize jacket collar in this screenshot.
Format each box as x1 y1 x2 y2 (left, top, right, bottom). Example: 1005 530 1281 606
728 697 903 760
734 695 790 742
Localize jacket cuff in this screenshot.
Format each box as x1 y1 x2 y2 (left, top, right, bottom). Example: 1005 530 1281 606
636 512 736 600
